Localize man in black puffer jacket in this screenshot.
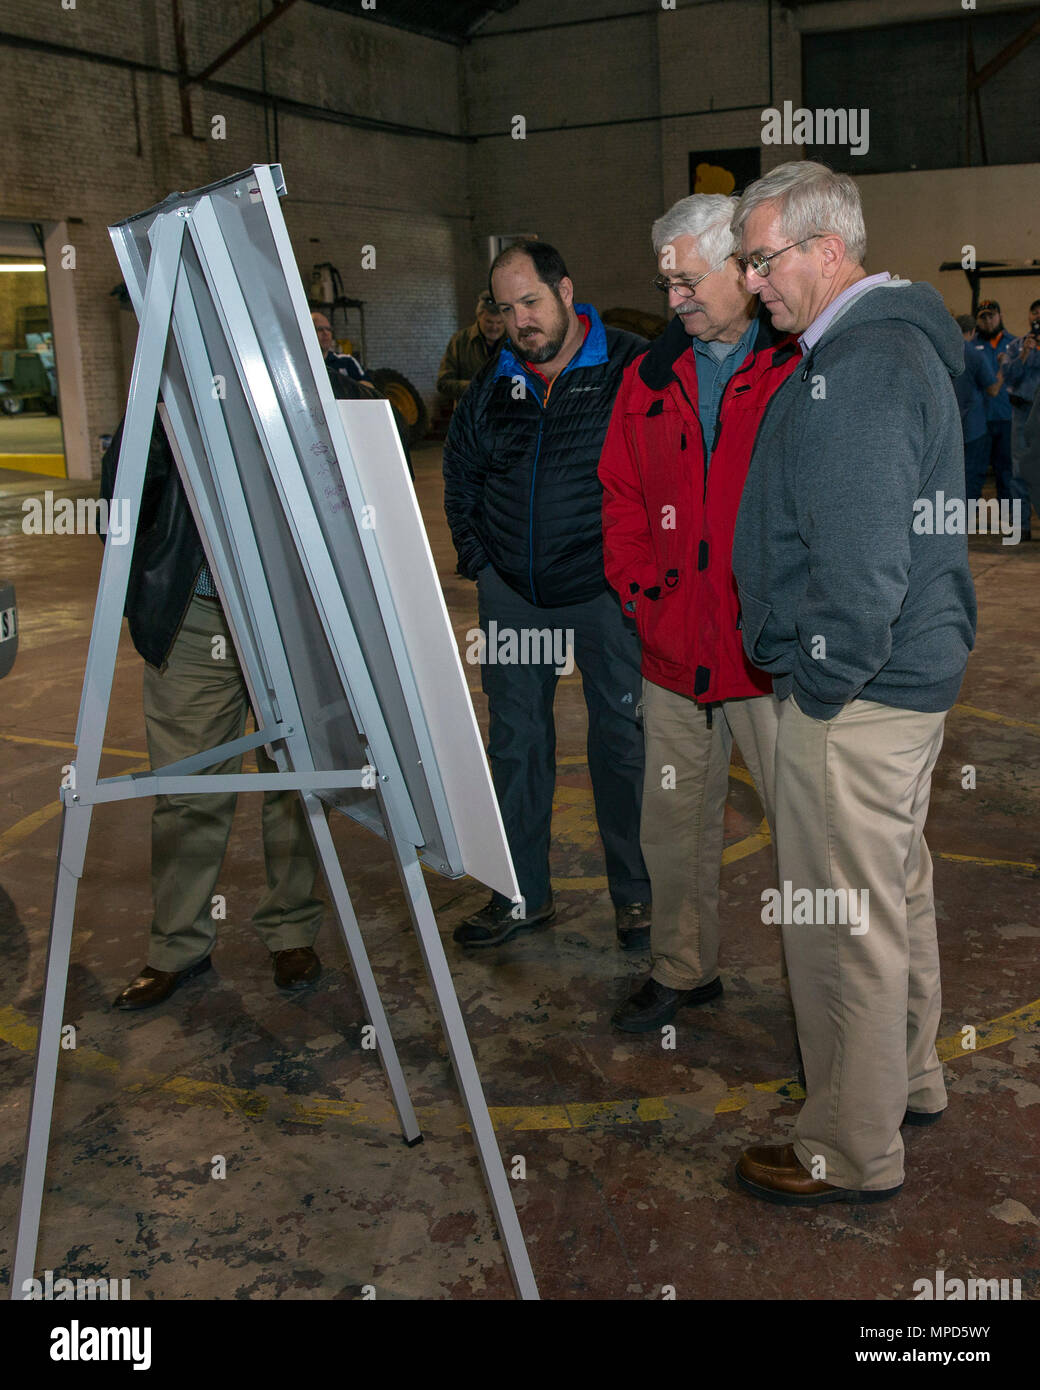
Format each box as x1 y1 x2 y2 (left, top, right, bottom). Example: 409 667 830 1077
444 240 652 949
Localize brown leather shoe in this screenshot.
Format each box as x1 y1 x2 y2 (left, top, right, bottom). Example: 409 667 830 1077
273 946 321 990
112 957 212 1011
736 1142 902 1206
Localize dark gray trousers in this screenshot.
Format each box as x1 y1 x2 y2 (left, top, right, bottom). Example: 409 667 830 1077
476 563 650 912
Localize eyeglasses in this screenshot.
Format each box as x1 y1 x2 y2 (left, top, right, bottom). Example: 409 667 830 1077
652 256 731 298
736 236 821 278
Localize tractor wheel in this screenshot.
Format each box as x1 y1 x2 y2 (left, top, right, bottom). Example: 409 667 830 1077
369 369 428 446
42 397 59 416
1 397 24 415
601 307 669 341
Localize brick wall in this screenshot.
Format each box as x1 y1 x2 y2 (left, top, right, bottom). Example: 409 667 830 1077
0 0 468 469
2 0 1039 471
463 7 664 320
0 270 49 353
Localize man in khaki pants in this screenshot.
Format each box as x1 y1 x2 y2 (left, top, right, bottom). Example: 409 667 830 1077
101 417 323 1010
599 193 798 1031
731 163 976 1204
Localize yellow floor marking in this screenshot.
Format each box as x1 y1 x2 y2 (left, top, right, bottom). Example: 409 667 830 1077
0 453 66 477
934 996 1040 1061
0 733 147 759
935 852 1038 873
1 995 1036 1136
0 759 151 861
952 704 1040 736
0 801 66 861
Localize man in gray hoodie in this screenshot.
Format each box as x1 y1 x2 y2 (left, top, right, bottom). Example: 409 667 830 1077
729 163 976 1206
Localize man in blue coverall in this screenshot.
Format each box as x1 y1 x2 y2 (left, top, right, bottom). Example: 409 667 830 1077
973 300 1022 528
1003 297 1040 538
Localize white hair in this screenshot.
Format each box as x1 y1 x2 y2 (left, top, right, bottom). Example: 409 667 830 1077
651 194 739 268
731 161 866 265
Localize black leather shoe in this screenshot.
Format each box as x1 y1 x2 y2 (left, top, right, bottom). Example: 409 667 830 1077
615 902 651 951
112 956 212 1011
273 947 321 989
453 896 555 947
612 974 722 1032
903 1107 945 1127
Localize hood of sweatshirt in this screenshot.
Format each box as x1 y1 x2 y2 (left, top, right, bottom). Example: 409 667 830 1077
808 280 964 379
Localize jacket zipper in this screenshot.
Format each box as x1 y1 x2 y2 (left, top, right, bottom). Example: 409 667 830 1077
527 369 568 605
528 410 545 604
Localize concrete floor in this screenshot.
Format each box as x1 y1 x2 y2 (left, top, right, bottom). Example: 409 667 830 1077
0 412 64 457
0 447 1038 1301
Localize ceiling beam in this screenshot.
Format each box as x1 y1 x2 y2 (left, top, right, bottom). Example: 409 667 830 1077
185 0 303 88
968 9 1040 90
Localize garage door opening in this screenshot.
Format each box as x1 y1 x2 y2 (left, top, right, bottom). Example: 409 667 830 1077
0 222 64 476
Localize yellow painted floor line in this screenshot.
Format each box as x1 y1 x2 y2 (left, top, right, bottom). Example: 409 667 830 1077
0 760 151 861
1 995 1036 1136
0 733 147 759
935 851 1038 873
952 703 1040 736
0 453 66 477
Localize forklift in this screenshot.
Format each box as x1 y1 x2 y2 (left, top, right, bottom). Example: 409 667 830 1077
308 262 428 446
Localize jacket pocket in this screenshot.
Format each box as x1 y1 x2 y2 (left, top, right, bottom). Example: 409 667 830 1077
735 585 774 664
635 569 683 672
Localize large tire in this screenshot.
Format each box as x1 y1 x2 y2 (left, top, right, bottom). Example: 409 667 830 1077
369 368 428 446
601 307 669 341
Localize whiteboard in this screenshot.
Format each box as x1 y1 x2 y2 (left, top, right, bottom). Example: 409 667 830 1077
108 163 519 902
337 400 518 901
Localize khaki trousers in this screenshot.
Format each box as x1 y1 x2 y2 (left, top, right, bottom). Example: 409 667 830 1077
776 694 947 1191
640 679 780 989
142 595 322 972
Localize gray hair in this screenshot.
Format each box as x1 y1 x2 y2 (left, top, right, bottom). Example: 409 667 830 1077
731 161 866 265
651 194 739 268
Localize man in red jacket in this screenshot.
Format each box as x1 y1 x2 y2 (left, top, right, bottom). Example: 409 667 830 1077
599 194 799 1031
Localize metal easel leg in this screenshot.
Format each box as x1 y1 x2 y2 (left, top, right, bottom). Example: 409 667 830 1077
10 211 187 1300
387 836 539 1301
300 793 421 1144
10 804 92 1297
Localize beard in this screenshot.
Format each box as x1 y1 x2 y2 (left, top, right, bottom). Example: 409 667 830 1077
511 294 569 363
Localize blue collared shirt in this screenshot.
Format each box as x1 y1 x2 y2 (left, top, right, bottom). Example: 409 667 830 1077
691 317 759 470
798 271 893 357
